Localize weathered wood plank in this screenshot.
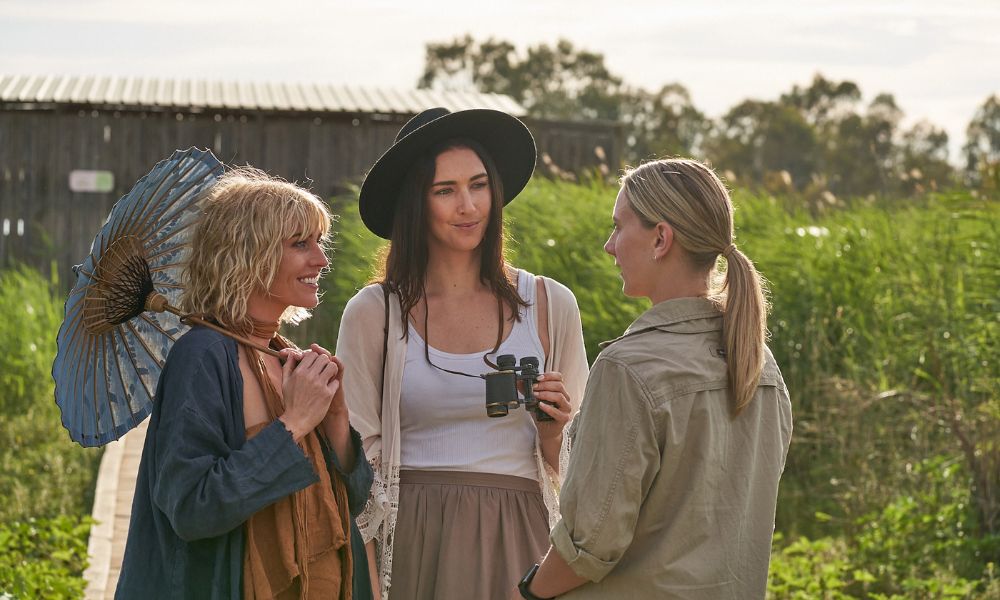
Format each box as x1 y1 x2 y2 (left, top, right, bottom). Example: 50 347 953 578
0 108 621 283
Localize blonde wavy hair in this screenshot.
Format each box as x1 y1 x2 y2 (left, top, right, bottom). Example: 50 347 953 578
181 167 331 332
621 158 769 415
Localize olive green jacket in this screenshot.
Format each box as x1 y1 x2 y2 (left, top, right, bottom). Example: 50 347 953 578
552 297 793 599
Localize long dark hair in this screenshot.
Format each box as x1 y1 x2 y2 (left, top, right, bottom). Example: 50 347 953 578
377 138 528 336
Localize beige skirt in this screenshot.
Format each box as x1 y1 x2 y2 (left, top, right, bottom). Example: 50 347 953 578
390 470 549 600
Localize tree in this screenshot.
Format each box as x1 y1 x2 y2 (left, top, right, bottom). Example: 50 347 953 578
865 93 904 195
964 94 1000 192
419 36 623 121
824 113 882 197
899 121 953 193
780 74 861 128
418 36 520 99
619 83 709 161
419 36 709 164
706 100 819 190
816 91 907 198
420 41 963 199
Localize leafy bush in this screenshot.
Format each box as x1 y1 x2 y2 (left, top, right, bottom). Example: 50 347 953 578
768 533 860 599
770 456 999 599
0 516 93 599
853 456 1000 597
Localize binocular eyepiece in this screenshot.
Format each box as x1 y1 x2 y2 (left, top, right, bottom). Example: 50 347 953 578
484 354 554 421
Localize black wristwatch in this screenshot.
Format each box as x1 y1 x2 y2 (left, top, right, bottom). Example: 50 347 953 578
518 563 555 600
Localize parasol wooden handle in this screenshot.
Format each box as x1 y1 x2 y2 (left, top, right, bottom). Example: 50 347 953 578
145 293 283 359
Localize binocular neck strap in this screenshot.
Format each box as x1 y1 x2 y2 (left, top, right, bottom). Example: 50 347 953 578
421 293 504 379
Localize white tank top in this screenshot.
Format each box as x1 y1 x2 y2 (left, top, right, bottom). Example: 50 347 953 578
398 270 545 480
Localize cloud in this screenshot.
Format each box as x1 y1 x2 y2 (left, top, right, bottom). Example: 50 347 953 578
1 0 998 159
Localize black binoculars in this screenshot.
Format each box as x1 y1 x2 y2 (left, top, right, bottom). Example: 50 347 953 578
483 354 554 421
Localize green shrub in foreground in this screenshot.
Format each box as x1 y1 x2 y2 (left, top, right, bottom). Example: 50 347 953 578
769 455 1000 599
852 456 1000 597
0 516 92 600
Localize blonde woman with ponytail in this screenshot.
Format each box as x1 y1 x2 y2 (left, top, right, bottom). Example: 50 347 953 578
512 159 792 600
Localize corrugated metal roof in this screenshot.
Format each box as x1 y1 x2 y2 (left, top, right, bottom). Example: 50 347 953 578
0 74 527 116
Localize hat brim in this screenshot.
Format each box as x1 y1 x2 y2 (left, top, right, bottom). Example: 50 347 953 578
359 109 536 239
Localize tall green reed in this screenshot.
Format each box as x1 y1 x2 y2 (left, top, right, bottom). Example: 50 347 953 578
309 179 998 557
0 266 102 522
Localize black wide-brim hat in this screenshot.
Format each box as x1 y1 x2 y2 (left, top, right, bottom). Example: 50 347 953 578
358 107 536 239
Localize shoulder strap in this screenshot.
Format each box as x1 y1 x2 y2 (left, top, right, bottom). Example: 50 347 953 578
534 275 551 369
381 283 390 398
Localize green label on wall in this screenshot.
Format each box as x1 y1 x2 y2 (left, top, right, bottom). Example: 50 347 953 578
69 170 115 193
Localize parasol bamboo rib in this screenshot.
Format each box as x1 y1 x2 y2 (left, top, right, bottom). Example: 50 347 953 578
117 158 201 241
109 331 139 425
98 334 118 436
117 322 156 406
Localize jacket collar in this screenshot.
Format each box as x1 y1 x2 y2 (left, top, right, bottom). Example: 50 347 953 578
600 296 723 349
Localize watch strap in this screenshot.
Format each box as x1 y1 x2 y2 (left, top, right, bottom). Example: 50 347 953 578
518 563 555 600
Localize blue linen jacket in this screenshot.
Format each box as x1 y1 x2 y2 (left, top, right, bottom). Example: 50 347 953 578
115 326 373 599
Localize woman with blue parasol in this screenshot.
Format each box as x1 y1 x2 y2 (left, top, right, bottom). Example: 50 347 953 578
106 165 373 599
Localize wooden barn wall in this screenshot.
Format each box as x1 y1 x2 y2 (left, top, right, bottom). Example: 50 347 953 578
524 117 623 180
0 108 621 282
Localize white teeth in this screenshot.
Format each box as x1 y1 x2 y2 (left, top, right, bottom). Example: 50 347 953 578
299 277 318 284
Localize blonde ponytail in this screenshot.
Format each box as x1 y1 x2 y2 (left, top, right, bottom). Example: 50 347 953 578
720 246 768 414
622 159 768 415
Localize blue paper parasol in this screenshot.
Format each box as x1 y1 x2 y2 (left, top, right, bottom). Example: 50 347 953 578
52 147 225 447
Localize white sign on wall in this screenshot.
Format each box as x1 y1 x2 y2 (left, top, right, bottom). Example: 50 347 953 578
69 170 115 193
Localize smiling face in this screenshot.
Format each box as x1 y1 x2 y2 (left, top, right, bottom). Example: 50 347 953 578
604 187 660 299
247 231 329 321
425 146 492 255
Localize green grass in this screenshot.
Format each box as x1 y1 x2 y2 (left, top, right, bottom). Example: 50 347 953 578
0 267 103 523
737 192 999 532
0 267 101 598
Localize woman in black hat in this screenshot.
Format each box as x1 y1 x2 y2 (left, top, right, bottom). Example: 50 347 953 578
335 108 590 600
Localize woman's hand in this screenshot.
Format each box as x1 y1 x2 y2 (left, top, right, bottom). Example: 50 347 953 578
307 343 358 470
307 343 348 418
278 348 339 441
531 371 573 441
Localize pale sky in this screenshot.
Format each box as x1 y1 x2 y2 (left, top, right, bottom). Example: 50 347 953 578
2 0 998 161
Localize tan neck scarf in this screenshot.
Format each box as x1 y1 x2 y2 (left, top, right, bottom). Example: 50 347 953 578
247 317 281 340
240 335 354 600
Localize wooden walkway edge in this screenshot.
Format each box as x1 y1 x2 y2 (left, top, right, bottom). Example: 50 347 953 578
82 419 148 600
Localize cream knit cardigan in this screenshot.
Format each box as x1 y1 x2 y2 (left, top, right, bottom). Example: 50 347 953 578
336 275 590 600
